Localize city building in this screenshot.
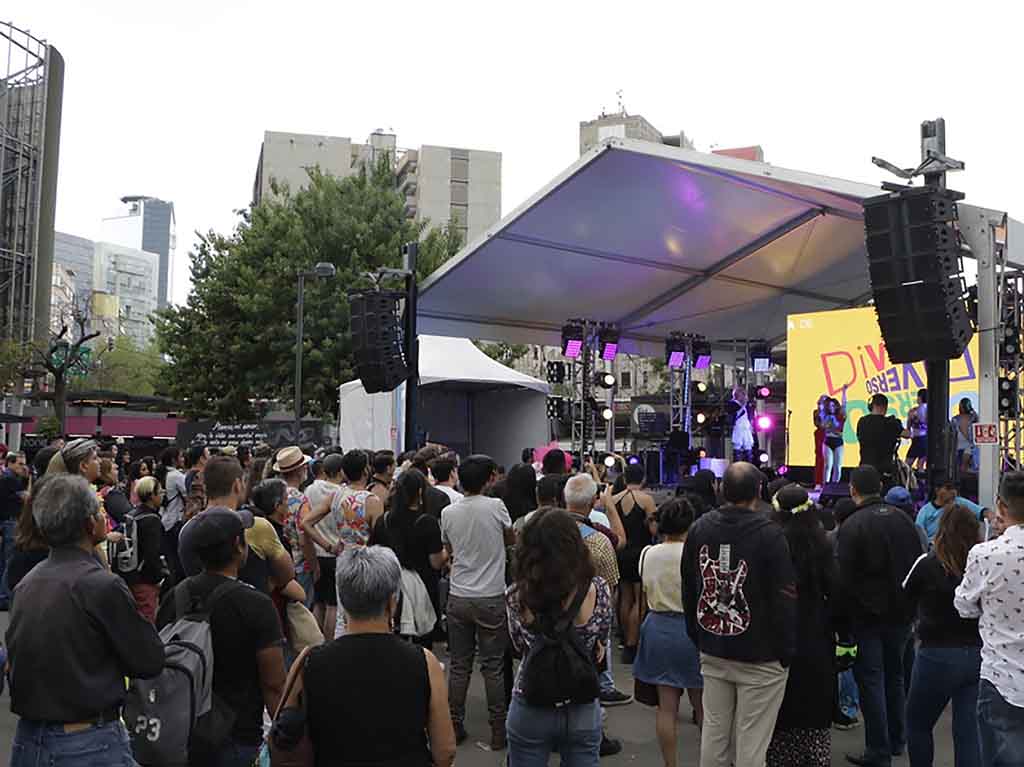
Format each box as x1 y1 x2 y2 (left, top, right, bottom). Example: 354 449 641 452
50 265 77 335
579 111 695 156
101 196 176 309
93 242 159 348
253 130 502 243
53 231 95 300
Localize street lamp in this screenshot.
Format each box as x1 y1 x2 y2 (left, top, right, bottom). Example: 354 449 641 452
295 262 337 442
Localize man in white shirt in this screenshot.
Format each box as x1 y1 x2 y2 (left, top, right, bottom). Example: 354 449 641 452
955 470 1024 766
303 453 345 634
441 454 514 751
431 455 463 505
159 446 188 581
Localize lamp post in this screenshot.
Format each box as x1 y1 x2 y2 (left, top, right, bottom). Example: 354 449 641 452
295 262 337 443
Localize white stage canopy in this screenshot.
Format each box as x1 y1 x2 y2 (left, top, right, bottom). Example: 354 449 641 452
419 137 1017 355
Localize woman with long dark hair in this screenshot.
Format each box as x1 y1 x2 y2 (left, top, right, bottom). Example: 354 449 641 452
499 463 538 523
903 504 982 767
766 485 837 767
369 468 446 645
506 508 611 765
818 390 847 485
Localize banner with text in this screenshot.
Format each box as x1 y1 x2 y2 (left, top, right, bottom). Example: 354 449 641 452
786 307 978 468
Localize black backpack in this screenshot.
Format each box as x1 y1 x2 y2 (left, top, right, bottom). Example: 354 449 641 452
519 583 600 708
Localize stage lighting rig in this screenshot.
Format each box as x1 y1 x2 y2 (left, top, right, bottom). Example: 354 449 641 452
546 396 566 420
598 325 620 361
561 321 585 359
595 371 616 389
546 361 566 384
691 338 712 370
665 333 687 369
756 414 774 431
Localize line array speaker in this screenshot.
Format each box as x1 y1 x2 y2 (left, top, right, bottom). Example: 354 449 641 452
349 290 409 394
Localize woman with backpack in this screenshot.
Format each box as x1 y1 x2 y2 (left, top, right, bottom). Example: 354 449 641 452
506 507 612 766
118 476 167 622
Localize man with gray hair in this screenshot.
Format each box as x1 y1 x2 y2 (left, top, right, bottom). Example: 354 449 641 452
6 474 164 766
565 473 631 713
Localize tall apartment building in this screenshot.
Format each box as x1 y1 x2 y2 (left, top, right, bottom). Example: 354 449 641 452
100 196 176 309
579 111 695 156
50 265 77 335
93 242 159 348
253 130 501 244
53 231 95 301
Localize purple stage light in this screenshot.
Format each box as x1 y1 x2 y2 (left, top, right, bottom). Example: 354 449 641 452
756 415 773 431
564 339 583 358
694 354 712 369
601 342 618 361
777 465 789 475
627 455 641 465
667 350 686 369
757 386 771 398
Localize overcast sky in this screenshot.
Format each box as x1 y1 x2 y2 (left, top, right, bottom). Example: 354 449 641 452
10 0 1021 306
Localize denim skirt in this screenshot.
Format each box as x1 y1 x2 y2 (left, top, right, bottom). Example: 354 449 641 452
634 610 703 689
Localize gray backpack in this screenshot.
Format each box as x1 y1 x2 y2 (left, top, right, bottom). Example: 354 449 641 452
126 578 244 766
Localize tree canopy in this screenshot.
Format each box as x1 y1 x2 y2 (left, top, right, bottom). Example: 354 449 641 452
154 163 461 420
73 335 164 396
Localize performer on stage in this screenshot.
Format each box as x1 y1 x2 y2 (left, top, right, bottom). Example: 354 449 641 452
813 395 828 488
905 388 928 472
725 386 756 463
818 389 847 484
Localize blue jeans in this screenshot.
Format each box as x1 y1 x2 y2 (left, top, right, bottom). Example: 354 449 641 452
839 669 861 718
599 637 614 693
214 739 260 767
0 518 17 606
11 719 136 767
906 646 981 767
295 565 316 610
507 696 601 767
978 679 1024 767
854 623 910 765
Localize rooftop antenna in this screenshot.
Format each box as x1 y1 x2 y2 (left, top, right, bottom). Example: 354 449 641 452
616 89 627 116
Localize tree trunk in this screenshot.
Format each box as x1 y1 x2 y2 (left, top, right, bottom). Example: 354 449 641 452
53 373 67 437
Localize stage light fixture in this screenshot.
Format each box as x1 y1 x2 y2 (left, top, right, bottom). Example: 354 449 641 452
757 385 771 399
999 376 1018 415
598 326 620 361
692 339 712 370
750 342 772 373
561 322 585 359
777 465 789 476
545 396 565 420
627 455 642 466
595 371 616 389
546 361 566 384
601 407 614 422
603 455 616 469
698 448 708 459
758 452 770 465
756 414 773 431
665 334 687 369
695 412 707 425
695 381 709 394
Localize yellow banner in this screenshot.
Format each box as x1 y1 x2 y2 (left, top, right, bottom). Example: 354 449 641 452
786 307 979 467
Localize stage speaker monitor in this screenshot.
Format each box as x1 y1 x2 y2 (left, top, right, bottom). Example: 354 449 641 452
349 290 409 394
863 186 974 363
818 482 851 508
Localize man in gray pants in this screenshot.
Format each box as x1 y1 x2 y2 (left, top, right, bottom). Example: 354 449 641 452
441 454 516 751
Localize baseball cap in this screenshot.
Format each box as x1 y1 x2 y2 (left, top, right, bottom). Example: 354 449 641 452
885 486 912 507
186 506 254 549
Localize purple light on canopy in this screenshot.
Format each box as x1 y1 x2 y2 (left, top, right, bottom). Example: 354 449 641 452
564 339 583 359
601 342 618 361
627 455 641 465
756 414 773 431
667 350 686 369
694 353 712 369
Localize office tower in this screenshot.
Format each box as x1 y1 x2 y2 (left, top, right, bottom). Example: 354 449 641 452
101 196 176 309
93 242 159 348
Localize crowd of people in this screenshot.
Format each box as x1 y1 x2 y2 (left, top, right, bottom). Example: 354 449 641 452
0 434 1022 767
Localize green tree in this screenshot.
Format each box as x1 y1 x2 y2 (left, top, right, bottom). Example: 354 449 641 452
73 335 164 396
154 163 461 420
26 301 99 433
475 341 530 368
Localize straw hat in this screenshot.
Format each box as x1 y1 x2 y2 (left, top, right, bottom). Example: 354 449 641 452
273 446 309 474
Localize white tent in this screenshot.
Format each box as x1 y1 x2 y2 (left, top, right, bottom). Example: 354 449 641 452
338 335 549 468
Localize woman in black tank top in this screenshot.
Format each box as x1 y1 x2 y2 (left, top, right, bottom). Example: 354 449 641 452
612 464 655 663
285 546 455 767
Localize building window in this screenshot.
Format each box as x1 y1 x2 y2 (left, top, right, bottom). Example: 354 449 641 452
450 181 469 204
620 370 632 389
450 204 468 226
451 157 469 182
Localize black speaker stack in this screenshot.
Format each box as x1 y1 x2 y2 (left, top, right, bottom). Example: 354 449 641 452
349 290 409 394
863 187 974 363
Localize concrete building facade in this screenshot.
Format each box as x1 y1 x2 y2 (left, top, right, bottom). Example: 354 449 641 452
254 130 502 244
101 196 176 309
53 231 95 300
93 242 159 348
50 265 77 335
579 111 695 156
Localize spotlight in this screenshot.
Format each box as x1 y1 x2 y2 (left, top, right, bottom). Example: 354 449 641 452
601 407 614 422
698 448 708 459
756 415 773 431
999 377 1018 415
695 381 709 394
777 465 789 476
546 361 566 384
546 396 565 420
695 412 707 425
692 339 712 369
758 452 770 465
627 455 642 466
665 333 687 369
561 321 585 359
598 326 620 361
750 341 772 373
603 455 616 469
757 385 771 399
595 371 616 389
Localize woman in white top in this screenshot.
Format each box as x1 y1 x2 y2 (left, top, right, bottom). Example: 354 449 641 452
633 497 703 767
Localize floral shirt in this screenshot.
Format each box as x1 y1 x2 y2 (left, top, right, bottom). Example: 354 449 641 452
284 486 311 568
330 488 372 549
505 576 612 698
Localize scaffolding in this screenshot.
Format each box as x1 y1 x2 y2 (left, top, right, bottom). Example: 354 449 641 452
0 22 51 343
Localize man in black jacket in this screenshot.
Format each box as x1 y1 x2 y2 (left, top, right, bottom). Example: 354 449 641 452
838 465 924 767
683 461 797 767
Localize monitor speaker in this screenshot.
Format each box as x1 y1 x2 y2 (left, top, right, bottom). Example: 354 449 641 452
349 290 409 394
863 187 974 363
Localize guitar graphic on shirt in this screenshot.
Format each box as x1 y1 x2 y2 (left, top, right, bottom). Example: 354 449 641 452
697 544 752 636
